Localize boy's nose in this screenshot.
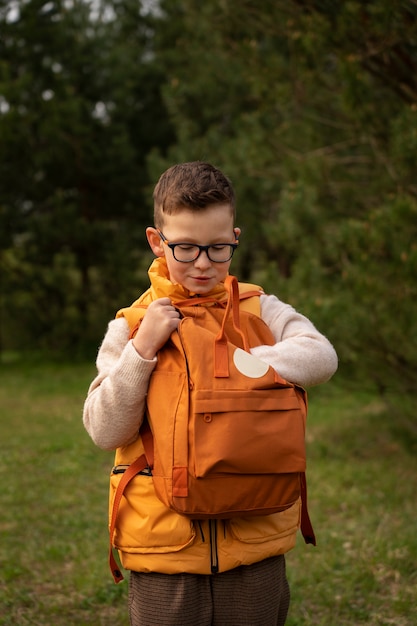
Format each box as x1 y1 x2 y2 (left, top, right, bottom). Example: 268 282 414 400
194 250 212 269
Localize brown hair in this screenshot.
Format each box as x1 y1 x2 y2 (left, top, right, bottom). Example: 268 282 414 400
153 161 236 228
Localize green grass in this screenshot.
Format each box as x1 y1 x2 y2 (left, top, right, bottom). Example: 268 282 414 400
286 385 417 625
0 360 416 625
0 359 129 626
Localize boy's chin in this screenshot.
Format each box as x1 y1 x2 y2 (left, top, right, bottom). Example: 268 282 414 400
189 286 212 295
185 280 216 295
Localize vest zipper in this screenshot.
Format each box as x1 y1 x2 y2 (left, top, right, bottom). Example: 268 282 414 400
197 521 205 542
209 520 219 573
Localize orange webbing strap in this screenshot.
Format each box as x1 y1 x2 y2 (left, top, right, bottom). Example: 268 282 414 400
140 419 155 468
109 421 154 583
300 472 316 546
173 295 226 308
214 276 250 377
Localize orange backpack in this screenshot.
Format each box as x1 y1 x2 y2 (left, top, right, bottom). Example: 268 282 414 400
109 275 315 582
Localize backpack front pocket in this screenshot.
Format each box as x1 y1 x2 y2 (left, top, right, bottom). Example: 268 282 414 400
192 387 306 478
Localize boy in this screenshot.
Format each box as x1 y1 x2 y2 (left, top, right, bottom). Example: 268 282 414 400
83 161 338 626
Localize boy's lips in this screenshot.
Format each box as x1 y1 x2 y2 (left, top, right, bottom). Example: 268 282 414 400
192 276 212 282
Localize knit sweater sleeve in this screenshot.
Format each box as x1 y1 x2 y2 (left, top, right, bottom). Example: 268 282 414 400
250 294 338 387
83 317 157 450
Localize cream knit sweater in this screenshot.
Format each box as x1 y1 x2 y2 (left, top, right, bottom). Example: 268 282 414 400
83 293 338 451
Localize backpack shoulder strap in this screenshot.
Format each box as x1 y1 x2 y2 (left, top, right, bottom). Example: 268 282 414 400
109 420 154 583
172 281 263 319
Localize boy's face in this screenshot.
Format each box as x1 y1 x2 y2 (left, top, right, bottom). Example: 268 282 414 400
147 204 240 295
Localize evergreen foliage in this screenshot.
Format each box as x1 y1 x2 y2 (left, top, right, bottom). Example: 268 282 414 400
1 0 416 422
0 0 174 353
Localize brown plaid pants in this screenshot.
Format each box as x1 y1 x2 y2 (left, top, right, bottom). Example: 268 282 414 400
129 555 290 626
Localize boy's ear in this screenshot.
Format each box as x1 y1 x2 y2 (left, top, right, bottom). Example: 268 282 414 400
146 227 165 257
234 227 241 240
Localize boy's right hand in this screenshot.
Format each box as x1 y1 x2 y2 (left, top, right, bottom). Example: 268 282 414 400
132 298 181 360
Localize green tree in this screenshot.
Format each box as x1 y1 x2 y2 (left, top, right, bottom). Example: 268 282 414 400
2 0 416 429
0 0 174 354
150 0 417 419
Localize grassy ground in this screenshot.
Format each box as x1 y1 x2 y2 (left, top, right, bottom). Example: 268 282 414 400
0 358 416 625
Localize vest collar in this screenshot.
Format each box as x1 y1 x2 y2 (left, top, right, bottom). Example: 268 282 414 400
141 257 228 304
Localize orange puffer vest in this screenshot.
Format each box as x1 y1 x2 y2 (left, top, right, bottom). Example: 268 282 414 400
109 258 303 579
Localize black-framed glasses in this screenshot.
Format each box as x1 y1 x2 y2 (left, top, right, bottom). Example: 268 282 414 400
157 229 239 263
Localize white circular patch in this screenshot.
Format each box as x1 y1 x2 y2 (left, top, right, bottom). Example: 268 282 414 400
233 348 269 379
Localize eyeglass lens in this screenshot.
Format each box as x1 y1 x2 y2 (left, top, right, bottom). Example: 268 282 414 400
173 244 235 263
